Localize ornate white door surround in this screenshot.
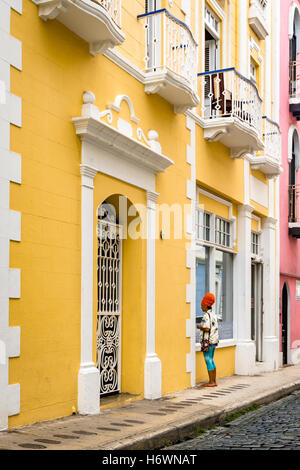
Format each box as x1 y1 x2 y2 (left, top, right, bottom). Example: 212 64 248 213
73 92 174 413
78 165 100 415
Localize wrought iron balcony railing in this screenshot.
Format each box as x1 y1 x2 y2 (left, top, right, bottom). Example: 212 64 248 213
94 0 121 27
198 68 263 146
289 184 300 223
252 116 281 176
259 117 281 160
290 60 300 101
137 9 199 111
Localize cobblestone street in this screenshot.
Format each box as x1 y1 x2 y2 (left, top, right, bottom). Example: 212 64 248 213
168 391 300 450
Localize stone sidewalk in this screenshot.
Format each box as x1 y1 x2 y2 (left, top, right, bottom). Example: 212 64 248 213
1 364 300 450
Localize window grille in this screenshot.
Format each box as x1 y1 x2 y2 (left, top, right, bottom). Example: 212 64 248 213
251 231 260 256
215 216 231 247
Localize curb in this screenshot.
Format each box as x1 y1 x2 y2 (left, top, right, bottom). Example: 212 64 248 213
113 381 300 450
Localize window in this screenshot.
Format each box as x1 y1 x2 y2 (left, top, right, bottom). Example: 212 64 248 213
251 231 260 256
215 216 231 248
145 0 158 13
204 5 220 73
196 210 211 242
205 5 220 38
215 250 233 340
250 59 257 84
195 207 235 343
195 246 210 342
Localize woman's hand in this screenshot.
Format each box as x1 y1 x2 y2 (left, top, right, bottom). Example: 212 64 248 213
198 326 210 332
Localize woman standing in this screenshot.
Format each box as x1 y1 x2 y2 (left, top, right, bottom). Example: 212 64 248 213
197 293 219 387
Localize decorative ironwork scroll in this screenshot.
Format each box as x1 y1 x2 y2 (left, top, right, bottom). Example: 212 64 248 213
97 218 122 396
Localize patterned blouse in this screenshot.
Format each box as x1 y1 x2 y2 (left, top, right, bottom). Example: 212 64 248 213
200 309 219 346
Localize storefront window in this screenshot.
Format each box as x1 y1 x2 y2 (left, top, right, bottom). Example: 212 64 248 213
215 250 233 340
195 246 209 343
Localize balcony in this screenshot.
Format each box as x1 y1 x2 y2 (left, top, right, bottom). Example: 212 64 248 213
251 117 282 177
290 61 300 119
248 0 269 40
198 68 264 157
137 9 199 113
33 0 125 55
289 185 300 238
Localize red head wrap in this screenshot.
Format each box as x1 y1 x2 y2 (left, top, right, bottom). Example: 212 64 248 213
201 293 215 308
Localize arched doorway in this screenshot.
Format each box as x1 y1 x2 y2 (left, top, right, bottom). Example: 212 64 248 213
282 283 289 365
97 201 122 396
96 195 144 398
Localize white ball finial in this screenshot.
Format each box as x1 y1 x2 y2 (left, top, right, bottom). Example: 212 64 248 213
83 91 95 105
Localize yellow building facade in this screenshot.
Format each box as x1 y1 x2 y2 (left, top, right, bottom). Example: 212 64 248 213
0 0 281 429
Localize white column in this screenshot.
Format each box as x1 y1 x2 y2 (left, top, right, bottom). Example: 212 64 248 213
272 0 280 122
238 0 248 75
78 165 100 415
264 1 272 117
262 216 279 370
144 190 162 399
235 204 256 375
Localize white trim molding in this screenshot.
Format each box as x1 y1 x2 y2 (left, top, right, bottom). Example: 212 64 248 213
77 165 100 415
73 92 174 410
248 0 269 40
186 114 196 387
197 187 237 248
0 0 22 431
144 190 162 399
72 92 174 191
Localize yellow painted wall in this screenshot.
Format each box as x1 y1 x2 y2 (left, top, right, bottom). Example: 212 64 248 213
7 0 273 428
199 193 230 219
251 218 259 233
8 0 192 426
196 126 244 205
196 346 235 383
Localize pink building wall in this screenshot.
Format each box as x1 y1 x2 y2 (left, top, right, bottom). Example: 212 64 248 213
280 0 300 363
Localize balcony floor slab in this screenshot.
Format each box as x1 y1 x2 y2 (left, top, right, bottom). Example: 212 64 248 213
202 117 264 156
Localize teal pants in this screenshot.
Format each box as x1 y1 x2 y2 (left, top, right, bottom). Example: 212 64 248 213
203 345 216 371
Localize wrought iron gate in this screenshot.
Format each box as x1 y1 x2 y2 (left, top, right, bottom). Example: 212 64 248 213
97 219 122 396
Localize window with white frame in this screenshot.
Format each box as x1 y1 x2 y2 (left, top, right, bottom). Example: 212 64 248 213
195 246 210 342
196 209 211 242
215 249 233 340
251 231 260 256
205 5 220 38
215 216 231 248
205 4 220 73
195 208 234 342
250 59 257 84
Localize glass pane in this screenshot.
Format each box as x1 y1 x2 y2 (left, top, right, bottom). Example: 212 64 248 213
215 250 233 340
195 246 210 342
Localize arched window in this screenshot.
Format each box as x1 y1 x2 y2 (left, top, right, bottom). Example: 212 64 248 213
289 4 300 98
288 128 300 222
